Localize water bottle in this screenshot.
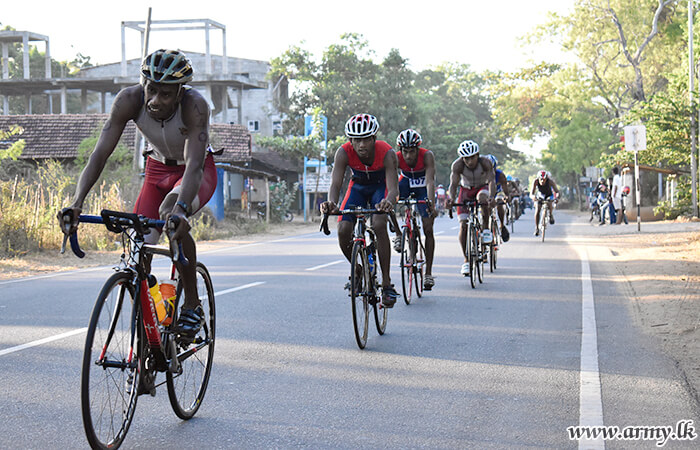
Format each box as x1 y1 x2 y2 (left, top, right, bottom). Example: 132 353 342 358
158 280 177 326
147 274 167 324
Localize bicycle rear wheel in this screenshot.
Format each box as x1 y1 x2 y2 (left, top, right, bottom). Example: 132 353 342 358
81 271 139 450
413 231 425 298
167 262 216 420
468 224 477 289
351 242 370 349
400 227 414 305
490 221 498 273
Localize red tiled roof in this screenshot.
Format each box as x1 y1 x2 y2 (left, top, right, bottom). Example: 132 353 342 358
0 114 251 163
0 114 136 159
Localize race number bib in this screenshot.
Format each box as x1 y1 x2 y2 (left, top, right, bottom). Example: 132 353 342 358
409 176 426 188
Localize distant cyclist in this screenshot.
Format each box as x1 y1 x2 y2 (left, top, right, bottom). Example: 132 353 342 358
394 128 437 290
436 184 447 214
484 154 510 242
446 140 496 276
319 114 400 307
58 49 216 343
531 170 560 236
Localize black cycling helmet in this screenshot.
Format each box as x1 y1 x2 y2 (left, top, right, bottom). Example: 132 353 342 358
141 49 194 84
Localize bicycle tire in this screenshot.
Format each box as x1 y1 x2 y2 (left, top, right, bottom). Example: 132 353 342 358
167 262 216 420
414 229 425 298
350 242 370 349
540 208 547 242
468 223 477 289
490 220 497 273
372 246 388 335
400 227 414 305
81 271 139 450
476 234 484 284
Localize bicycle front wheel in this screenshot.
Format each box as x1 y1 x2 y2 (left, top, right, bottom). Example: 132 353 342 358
167 262 216 420
414 231 425 298
400 227 414 305
351 242 370 349
81 271 139 450
468 224 477 289
540 209 547 242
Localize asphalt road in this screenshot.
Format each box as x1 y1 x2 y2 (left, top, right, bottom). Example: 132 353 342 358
1 210 698 449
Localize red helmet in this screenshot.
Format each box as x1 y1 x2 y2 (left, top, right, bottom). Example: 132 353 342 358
537 170 547 180
622 186 630 195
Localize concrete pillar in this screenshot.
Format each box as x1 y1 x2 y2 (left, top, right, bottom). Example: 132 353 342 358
121 24 127 77
60 86 67 113
222 29 228 74
2 43 9 79
3 95 8 114
205 22 211 75
221 86 228 124
237 88 243 125
81 89 88 113
23 33 30 79
45 39 51 78
25 94 31 114
100 92 106 113
47 93 53 113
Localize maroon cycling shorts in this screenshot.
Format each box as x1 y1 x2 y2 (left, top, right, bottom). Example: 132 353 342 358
133 153 217 220
457 184 488 217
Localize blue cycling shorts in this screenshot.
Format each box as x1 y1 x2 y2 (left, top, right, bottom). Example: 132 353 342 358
398 177 429 218
339 180 387 222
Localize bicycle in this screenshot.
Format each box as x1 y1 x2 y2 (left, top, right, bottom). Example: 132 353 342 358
61 209 215 449
536 195 556 242
320 208 398 349
449 200 485 288
489 205 503 273
396 195 429 305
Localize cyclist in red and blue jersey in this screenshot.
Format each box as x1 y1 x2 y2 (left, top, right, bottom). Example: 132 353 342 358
394 129 437 290
320 114 400 307
484 154 510 243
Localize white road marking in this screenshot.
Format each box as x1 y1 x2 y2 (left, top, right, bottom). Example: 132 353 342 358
578 246 605 449
305 260 345 271
213 281 266 296
1 282 265 357
0 328 88 357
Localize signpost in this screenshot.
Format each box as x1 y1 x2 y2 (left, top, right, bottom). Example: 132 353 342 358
303 114 327 221
624 125 646 231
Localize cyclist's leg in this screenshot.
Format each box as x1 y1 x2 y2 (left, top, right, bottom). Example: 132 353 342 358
337 181 366 261
161 155 217 311
534 199 542 233
548 196 556 224
456 187 471 265
370 185 391 288
476 187 490 232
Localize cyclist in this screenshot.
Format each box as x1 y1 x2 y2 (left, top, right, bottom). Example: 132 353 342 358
436 184 447 214
393 128 437 290
506 174 523 219
484 154 510 242
319 114 400 307
446 140 496 276
531 170 560 236
57 49 216 342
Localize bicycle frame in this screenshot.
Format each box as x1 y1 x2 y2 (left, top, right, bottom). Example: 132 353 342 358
65 211 189 373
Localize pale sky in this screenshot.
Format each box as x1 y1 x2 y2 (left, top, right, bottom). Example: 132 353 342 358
2 0 576 156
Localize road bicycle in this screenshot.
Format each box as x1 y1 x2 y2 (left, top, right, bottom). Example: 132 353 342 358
321 208 398 349
489 205 502 273
396 195 428 305
536 194 556 242
449 200 485 289
61 209 215 449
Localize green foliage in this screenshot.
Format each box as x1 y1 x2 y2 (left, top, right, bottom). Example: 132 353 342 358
268 34 522 184
76 128 133 187
0 125 25 160
268 180 299 223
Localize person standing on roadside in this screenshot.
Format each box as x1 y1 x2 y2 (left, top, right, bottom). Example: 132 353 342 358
611 167 623 224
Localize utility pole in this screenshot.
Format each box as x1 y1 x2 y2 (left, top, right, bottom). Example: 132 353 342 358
692 0 699 216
